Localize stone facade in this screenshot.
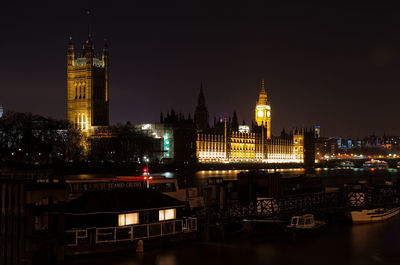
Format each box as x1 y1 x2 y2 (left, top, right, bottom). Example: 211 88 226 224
67 35 109 132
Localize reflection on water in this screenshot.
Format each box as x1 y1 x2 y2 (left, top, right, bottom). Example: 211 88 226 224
67 215 400 265
195 168 305 180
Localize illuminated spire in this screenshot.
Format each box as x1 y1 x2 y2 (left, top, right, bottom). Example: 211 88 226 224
67 36 74 66
257 79 267 105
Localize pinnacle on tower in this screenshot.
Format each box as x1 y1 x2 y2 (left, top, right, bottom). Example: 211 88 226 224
67 36 75 66
103 38 109 52
257 79 267 105
198 81 206 107
194 82 210 130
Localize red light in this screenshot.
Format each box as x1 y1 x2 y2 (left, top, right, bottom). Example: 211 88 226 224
143 168 148 173
144 176 148 180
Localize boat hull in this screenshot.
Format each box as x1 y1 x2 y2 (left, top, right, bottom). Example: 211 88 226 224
285 222 326 235
351 207 400 224
242 219 286 235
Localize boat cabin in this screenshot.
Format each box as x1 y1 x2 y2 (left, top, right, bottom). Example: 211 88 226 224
65 188 185 229
65 188 198 248
289 214 316 228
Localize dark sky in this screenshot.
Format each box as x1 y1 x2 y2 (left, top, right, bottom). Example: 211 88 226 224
1 0 400 138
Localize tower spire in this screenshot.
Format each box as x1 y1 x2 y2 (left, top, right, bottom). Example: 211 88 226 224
67 36 74 66
257 79 267 105
194 81 209 130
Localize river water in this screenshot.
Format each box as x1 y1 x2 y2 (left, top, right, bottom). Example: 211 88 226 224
67 216 400 265
66 168 400 265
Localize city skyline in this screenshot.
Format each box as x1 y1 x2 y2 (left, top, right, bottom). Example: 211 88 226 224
1 1 400 138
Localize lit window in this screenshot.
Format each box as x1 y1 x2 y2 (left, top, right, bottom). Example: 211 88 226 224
159 208 176 221
118 213 139 226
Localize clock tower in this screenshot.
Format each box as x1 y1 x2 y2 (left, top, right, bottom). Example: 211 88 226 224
255 79 271 139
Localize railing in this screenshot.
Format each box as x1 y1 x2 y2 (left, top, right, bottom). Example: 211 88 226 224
66 218 197 247
211 188 400 220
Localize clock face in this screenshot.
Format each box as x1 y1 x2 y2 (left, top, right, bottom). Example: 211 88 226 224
257 110 264 118
267 110 271 117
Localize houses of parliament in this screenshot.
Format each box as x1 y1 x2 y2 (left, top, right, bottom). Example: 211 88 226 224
194 80 314 164
66 35 313 165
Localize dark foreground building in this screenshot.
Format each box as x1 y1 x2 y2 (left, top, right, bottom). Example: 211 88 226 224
0 176 198 264
0 178 68 264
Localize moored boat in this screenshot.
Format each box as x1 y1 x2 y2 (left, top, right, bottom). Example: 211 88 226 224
363 159 388 170
337 160 355 168
350 206 400 224
286 214 326 234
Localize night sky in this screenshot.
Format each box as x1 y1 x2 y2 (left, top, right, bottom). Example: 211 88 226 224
1 1 400 138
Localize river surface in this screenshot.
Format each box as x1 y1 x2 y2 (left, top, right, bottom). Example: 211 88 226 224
67 215 400 265
65 168 400 265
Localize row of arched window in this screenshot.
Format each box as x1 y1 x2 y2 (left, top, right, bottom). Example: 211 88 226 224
74 83 86 100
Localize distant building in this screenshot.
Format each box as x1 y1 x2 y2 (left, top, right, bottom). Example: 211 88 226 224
154 110 197 164
144 80 315 165
195 80 314 164
337 138 361 150
0 104 3 118
313 125 320 139
135 123 174 160
67 35 109 132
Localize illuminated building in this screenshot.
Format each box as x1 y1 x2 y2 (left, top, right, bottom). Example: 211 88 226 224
0 104 3 118
230 131 256 161
197 132 227 161
255 79 271 139
195 80 314 164
313 125 320 139
136 123 174 160
196 129 306 163
67 35 109 132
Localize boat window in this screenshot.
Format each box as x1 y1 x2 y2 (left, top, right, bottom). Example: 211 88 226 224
118 212 139 226
291 218 298 225
305 218 311 225
298 218 305 226
159 208 176 221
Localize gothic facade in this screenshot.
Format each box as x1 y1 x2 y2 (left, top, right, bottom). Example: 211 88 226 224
195 80 313 164
67 35 109 132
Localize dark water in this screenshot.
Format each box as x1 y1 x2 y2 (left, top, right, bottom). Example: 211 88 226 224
67 215 400 265
65 168 400 265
